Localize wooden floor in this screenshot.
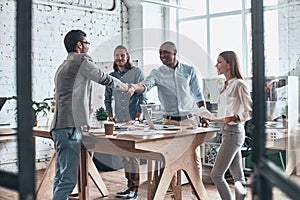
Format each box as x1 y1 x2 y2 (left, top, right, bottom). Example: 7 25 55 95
0 164 296 200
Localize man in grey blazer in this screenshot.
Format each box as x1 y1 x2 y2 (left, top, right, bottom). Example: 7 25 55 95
50 29 129 200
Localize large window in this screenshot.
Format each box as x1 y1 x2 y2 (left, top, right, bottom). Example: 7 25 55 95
177 0 282 78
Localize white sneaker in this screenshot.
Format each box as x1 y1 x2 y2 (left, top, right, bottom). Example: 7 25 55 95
235 181 247 200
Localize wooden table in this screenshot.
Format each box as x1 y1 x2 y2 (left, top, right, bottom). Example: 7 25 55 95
0 127 108 200
0 127 17 140
82 127 218 200
32 126 109 200
1 127 218 199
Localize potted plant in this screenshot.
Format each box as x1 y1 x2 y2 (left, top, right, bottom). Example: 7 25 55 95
9 96 52 126
95 106 108 128
32 98 52 126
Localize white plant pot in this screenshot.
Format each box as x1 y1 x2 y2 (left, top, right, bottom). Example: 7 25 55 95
97 120 105 128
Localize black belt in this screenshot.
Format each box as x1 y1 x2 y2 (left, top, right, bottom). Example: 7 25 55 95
163 114 194 121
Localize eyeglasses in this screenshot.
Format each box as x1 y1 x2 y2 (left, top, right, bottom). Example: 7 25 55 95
81 41 90 47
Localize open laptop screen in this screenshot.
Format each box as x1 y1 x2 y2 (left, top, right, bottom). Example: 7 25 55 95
140 105 155 129
0 97 7 111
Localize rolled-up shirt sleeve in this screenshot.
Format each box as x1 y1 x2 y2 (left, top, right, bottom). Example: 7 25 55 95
141 69 158 92
190 68 205 103
237 82 252 122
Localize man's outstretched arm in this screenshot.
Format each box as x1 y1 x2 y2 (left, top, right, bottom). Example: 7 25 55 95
126 83 146 96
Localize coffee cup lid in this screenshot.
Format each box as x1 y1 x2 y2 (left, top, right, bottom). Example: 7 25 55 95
104 121 115 125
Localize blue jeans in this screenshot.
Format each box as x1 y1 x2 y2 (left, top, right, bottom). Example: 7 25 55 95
51 127 82 200
211 124 245 200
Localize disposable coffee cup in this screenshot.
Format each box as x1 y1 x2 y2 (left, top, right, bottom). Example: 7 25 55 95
104 122 115 135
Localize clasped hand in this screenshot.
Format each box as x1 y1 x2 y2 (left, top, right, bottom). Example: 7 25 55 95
201 118 209 128
126 83 136 96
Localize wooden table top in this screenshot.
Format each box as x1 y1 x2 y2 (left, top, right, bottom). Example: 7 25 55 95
0 126 52 141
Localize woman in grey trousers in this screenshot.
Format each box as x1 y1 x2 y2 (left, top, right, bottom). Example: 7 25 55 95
211 51 252 200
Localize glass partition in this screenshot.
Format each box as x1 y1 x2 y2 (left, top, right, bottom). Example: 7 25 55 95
177 0 300 195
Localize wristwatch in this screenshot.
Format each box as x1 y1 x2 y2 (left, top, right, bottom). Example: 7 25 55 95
234 115 240 123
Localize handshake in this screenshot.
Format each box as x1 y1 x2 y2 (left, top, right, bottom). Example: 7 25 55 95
121 83 144 96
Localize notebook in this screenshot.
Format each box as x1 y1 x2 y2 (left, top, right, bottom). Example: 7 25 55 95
140 105 180 130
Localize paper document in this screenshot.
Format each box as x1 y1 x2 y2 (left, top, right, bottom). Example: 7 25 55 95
193 106 217 120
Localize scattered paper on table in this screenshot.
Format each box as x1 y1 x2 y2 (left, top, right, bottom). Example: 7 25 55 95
193 106 217 120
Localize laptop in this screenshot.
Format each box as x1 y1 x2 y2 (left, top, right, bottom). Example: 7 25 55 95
140 105 180 130
0 97 10 126
0 97 7 111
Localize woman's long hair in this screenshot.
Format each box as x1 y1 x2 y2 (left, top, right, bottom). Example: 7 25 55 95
113 45 133 71
219 51 243 79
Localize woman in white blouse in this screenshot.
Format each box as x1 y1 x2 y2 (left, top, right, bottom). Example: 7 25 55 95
211 51 252 200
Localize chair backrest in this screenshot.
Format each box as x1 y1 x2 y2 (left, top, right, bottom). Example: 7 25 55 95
244 119 255 141
242 119 254 158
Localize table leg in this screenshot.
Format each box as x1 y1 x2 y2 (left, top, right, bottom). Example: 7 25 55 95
151 167 176 200
78 146 89 199
148 160 165 200
169 171 182 200
147 160 153 200
36 147 108 200
182 147 208 200
36 152 56 200
78 145 109 200
149 144 208 200
87 152 108 196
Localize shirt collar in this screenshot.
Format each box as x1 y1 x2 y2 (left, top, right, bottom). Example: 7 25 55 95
226 77 238 85
116 67 130 74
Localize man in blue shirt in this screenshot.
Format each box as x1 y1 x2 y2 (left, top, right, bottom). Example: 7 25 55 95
127 41 208 127
127 41 208 195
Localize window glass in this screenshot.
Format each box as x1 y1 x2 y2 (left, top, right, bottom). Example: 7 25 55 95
245 0 251 9
246 13 252 76
210 15 243 73
179 20 207 52
178 20 212 77
209 0 242 14
179 0 206 18
264 9 279 76
264 0 278 6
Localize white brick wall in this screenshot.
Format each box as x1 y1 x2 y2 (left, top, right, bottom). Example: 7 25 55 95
0 0 129 170
0 137 54 172
278 0 300 74
286 1 300 71
0 0 129 124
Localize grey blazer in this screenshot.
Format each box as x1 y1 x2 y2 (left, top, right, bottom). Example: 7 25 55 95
50 52 122 131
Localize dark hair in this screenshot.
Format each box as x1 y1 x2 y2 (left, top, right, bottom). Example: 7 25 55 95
160 41 177 53
64 30 86 53
113 45 132 71
219 51 243 79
